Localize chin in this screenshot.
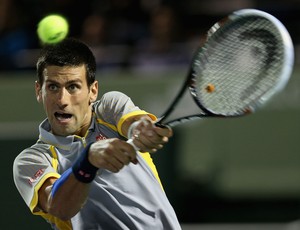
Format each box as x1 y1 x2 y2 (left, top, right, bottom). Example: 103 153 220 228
52 127 76 137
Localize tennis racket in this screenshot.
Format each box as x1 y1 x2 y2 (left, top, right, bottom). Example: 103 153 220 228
153 8 294 127
127 9 294 151
127 8 294 149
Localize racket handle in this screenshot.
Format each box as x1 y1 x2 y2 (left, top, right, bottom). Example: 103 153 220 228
126 122 141 152
126 139 140 164
155 122 169 129
126 139 140 151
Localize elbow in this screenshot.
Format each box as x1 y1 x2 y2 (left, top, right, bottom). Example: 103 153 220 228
50 209 77 221
59 215 74 222
47 204 78 221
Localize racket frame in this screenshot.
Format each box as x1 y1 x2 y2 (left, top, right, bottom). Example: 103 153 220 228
156 9 294 127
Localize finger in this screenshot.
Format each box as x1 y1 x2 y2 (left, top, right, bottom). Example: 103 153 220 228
132 126 165 149
109 139 137 164
140 121 172 143
106 163 120 173
131 118 172 152
121 143 138 163
115 151 135 165
106 155 124 170
153 125 173 137
138 130 169 147
133 137 162 153
99 157 123 173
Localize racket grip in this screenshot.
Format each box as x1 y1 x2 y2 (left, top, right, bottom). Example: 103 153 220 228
126 139 140 151
126 139 140 164
155 122 170 129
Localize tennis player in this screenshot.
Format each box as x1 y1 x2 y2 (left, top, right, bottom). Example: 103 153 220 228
13 38 181 230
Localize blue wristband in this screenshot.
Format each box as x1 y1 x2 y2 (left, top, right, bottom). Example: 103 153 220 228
51 168 72 198
72 143 99 183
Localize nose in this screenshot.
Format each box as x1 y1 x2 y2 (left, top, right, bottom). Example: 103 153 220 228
57 88 70 108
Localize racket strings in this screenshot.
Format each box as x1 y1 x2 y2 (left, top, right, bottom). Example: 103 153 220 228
194 16 285 116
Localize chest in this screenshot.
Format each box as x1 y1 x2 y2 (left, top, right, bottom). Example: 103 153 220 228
55 124 122 173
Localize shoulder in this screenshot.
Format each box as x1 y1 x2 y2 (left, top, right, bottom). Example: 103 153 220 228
93 91 134 112
13 143 59 183
14 143 54 166
100 91 131 103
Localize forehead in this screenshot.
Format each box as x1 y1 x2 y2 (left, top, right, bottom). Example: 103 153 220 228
43 65 86 83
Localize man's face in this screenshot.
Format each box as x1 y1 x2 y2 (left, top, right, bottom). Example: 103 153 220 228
35 65 98 136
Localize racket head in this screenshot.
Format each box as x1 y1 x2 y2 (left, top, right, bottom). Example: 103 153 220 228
189 9 294 117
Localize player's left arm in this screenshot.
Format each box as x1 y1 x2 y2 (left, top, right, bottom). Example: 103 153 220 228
97 91 173 153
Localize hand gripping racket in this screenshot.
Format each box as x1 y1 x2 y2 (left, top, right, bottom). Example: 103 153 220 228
154 8 294 127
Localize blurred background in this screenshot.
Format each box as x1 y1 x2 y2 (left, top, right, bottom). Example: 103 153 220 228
1 0 300 229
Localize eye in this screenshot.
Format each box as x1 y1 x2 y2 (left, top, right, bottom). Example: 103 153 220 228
67 84 80 92
48 84 58 91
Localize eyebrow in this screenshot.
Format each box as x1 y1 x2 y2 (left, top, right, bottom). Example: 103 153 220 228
45 79 83 85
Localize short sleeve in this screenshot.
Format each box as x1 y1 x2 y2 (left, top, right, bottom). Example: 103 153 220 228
13 144 60 212
93 91 156 136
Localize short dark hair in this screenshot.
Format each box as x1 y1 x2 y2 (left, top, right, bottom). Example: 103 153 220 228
36 38 96 86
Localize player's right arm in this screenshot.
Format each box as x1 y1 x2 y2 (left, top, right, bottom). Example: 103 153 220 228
38 174 90 220
37 138 137 220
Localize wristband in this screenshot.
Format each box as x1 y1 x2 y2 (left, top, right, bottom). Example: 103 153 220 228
51 168 72 198
72 143 99 183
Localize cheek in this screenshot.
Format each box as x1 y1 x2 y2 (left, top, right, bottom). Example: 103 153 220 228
40 90 51 102
79 91 92 105
42 93 52 104
41 95 55 112
43 101 53 116
74 94 89 106
73 96 91 114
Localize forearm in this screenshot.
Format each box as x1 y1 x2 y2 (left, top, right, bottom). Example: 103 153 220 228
45 173 90 220
39 144 98 220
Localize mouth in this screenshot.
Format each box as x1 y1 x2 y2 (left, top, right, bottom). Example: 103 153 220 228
54 112 73 122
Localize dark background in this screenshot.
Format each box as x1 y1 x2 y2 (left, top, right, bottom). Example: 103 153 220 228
1 0 300 229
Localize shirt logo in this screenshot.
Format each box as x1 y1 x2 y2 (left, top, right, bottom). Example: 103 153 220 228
28 168 45 185
96 133 107 141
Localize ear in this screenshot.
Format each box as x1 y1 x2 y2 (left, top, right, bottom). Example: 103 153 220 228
35 81 43 103
89 81 98 104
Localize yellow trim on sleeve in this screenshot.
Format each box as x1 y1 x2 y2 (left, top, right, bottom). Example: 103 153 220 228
96 118 118 132
50 145 59 171
34 211 72 230
29 145 60 211
117 111 157 137
29 146 72 230
29 172 60 213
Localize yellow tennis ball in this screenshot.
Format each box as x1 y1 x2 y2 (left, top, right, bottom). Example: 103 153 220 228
37 15 69 44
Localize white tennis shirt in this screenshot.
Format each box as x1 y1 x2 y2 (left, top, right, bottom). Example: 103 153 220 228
13 91 181 230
